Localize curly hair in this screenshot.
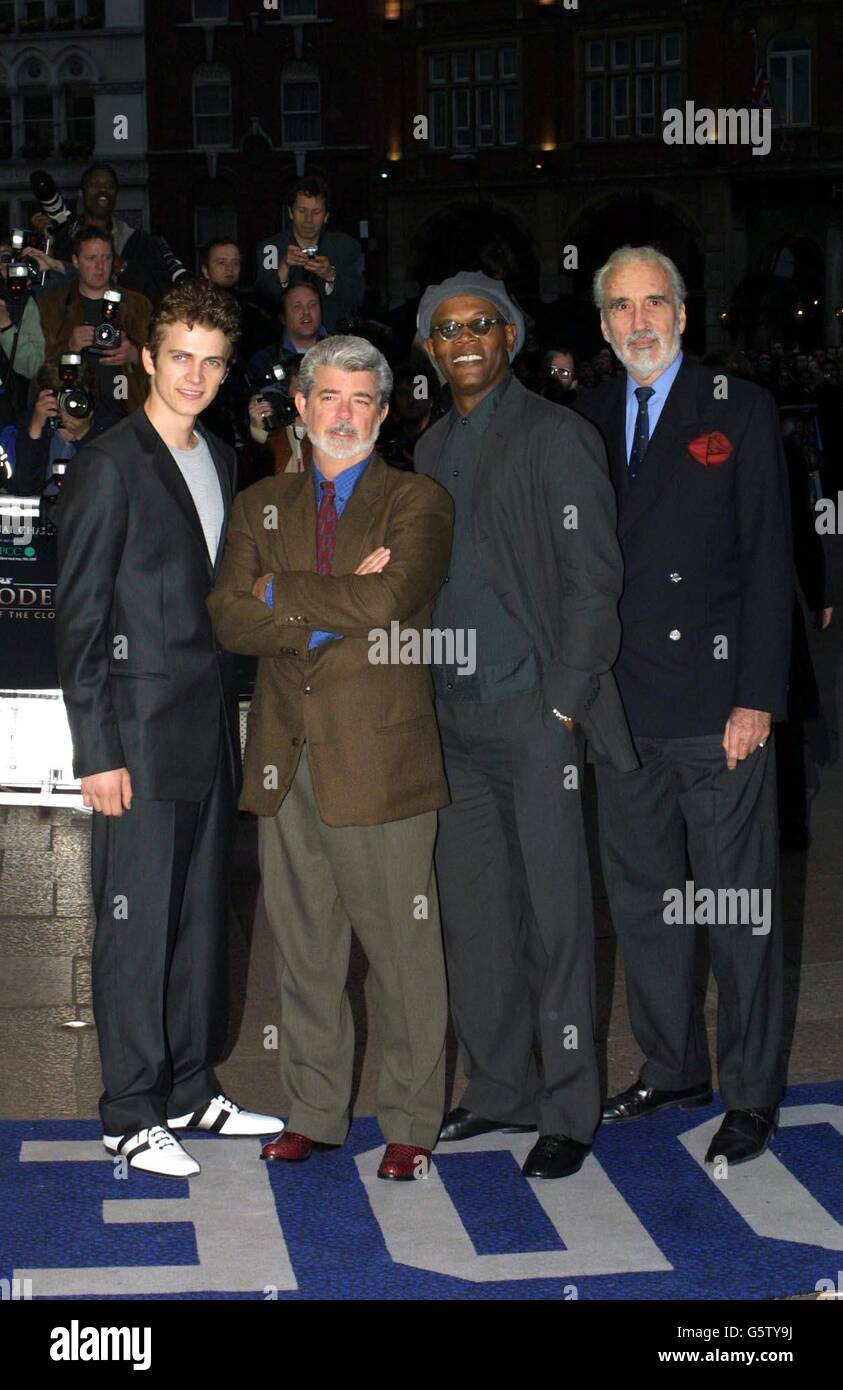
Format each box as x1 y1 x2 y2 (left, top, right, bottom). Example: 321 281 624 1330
146 280 241 362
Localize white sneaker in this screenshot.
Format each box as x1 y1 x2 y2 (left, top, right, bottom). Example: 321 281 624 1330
103 1126 200 1178
168 1092 284 1137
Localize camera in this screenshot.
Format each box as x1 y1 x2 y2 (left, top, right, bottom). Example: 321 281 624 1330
46 354 92 436
30 169 73 231
90 289 122 353
0 227 48 282
248 361 298 435
299 244 319 259
3 264 33 308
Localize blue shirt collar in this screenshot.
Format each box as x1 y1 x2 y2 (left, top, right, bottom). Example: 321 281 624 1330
625 349 683 406
312 452 373 512
282 323 328 357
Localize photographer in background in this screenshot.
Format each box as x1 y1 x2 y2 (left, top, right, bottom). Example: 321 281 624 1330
254 175 364 332
37 227 151 414
41 163 187 306
4 355 122 497
245 354 310 480
246 283 327 382
199 238 271 361
0 237 48 423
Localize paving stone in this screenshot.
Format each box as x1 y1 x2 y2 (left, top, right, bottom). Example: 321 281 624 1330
0 816 52 851
0 869 54 916
0 957 73 1008
73 958 92 1007
0 918 93 956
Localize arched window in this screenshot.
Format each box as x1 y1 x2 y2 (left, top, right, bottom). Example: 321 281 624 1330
19 57 52 157
60 54 95 153
768 33 811 126
193 64 232 148
281 62 320 145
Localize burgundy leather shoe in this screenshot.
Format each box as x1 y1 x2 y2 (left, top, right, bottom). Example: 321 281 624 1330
261 1130 311 1162
377 1143 432 1181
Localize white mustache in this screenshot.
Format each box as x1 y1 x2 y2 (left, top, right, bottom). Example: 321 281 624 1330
625 329 665 350
330 422 358 436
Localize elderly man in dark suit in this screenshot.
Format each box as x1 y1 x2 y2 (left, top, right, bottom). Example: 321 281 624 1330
414 271 638 1180
55 281 283 1180
208 335 454 1182
577 245 792 1165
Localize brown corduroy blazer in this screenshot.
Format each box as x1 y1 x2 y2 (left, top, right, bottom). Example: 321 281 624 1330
207 453 454 827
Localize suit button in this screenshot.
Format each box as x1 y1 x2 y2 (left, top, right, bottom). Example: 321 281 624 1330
446 681 454 690
444 575 449 583
452 469 460 477
669 629 681 641
669 572 682 584
303 685 312 695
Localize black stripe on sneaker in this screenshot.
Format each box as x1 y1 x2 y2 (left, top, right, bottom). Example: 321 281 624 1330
127 1140 151 1159
209 1110 228 1133
116 1135 136 1155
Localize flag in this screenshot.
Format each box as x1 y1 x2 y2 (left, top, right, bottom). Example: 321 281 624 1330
750 29 771 109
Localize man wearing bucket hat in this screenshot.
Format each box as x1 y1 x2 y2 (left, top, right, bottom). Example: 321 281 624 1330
415 271 638 1179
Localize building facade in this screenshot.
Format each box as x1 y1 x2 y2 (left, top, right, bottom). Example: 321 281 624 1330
0 0 148 238
139 0 843 354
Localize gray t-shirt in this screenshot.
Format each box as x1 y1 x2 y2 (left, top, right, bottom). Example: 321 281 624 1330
167 434 224 562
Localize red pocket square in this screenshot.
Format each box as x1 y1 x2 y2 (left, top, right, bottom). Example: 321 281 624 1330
688 431 733 467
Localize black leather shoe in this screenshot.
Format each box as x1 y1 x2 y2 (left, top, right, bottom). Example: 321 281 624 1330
705 1107 778 1165
522 1134 591 1180
602 1079 713 1123
438 1106 537 1143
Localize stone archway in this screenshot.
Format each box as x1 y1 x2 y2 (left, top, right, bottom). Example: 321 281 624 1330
731 235 825 350
555 191 706 358
409 199 540 307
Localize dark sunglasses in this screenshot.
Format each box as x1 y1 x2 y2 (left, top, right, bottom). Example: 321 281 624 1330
430 316 506 341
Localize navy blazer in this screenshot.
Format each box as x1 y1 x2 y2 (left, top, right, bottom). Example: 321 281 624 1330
577 356 793 737
55 406 241 798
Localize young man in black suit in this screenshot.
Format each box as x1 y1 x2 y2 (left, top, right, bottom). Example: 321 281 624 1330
55 280 282 1178
415 271 638 1180
577 246 792 1165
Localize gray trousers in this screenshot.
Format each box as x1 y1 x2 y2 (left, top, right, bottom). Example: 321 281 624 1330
435 692 600 1145
595 734 783 1110
258 746 448 1149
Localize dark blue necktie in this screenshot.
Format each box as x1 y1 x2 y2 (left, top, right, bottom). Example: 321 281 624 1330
628 386 655 481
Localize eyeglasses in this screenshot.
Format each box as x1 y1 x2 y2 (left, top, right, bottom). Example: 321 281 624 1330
429 316 506 341
548 367 574 379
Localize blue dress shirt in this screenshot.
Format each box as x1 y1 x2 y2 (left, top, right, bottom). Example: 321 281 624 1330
625 351 683 464
264 453 373 649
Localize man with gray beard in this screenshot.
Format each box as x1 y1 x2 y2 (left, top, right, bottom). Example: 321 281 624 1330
577 246 792 1166
208 335 454 1182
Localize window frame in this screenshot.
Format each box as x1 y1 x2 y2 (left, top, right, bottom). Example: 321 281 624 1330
192 65 233 150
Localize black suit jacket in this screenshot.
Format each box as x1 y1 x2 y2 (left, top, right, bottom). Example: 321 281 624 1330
576 356 793 737
55 407 241 799
414 374 639 772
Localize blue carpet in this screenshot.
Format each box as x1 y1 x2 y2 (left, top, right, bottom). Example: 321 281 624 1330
2 1080 842 1300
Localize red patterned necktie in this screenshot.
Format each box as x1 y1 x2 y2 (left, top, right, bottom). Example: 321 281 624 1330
316 479 337 575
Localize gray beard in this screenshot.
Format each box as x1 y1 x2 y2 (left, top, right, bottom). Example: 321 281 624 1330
616 327 682 380
305 425 380 461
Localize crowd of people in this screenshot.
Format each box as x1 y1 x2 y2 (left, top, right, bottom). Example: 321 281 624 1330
0 161 836 1190
3 161 843 500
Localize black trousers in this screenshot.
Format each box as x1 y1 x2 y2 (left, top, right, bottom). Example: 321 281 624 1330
90 727 237 1135
595 734 783 1111
434 691 600 1144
